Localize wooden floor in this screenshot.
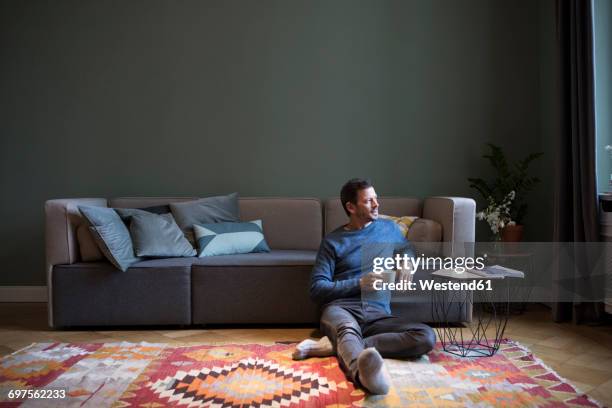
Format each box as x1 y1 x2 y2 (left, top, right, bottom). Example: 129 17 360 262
1 303 611 406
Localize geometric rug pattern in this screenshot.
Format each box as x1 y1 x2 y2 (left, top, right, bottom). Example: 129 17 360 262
0 340 603 407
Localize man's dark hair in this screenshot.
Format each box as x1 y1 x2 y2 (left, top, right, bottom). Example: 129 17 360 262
340 178 373 216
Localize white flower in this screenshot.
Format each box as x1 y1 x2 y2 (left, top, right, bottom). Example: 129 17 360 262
475 194 515 237
606 145 612 152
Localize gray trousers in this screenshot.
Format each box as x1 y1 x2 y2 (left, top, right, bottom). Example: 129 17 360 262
320 301 436 386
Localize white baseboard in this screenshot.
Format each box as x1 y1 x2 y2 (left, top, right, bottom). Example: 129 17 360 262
0 286 47 302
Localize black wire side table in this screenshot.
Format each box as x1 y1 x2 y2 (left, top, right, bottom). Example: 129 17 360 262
481 251 534 314
431 270 521 357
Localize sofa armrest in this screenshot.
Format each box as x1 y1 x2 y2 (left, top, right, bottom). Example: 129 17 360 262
45 198 107 327
422 197 475 257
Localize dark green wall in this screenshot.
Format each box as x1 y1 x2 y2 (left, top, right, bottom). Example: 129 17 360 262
0 0 557 285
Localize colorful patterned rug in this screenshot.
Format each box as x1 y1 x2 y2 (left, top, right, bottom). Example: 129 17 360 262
0 340 603 407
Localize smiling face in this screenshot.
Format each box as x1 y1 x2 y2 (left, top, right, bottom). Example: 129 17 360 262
346 186 379 223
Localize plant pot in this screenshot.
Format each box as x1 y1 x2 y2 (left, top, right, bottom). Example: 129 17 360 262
501 224 524 242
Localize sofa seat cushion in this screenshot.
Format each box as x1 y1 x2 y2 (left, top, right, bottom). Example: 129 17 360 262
193 250 316 266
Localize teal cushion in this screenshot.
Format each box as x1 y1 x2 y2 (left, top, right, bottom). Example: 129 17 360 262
78 206 140 271
194 220 271 257
116 209 196 258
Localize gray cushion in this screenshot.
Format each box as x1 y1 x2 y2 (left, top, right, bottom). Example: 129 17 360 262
194 220 270 257
193 249 316 266
78 206 140 271
170 193 240 242
121 210 196 257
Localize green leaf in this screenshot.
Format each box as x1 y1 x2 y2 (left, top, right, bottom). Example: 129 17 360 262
467 144 542 225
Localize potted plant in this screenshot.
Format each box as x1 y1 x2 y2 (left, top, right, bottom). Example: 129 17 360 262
468 144 543 241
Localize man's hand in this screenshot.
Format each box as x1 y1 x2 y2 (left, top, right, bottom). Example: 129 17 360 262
360 272 381 292
396 264 414 284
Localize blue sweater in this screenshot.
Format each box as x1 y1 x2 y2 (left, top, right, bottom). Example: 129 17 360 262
310 219 414 313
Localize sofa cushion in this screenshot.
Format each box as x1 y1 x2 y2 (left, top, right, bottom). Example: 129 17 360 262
170 193 240 243
379 214 419 237
78 206 140 271
193 249 316 266
126 211 196 258
407 218 443 242
194 220 270 257
116 208 196 257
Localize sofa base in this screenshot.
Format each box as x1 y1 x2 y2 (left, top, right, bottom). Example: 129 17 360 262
192 265 320 324
52 262 191 327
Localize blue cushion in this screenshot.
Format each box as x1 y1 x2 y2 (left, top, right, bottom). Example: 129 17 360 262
194 220 271 257
78 206 140 271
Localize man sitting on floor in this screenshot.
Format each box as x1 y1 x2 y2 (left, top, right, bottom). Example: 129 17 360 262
294 178 435 395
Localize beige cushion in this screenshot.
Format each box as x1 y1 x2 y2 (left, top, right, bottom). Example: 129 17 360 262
407 218 442 242
379 214 442 242
380 214 443 257
407 218 443 257
76 223 104 261
379 214 419 236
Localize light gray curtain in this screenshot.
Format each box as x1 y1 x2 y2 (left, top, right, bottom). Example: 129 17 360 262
552 0 603 323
